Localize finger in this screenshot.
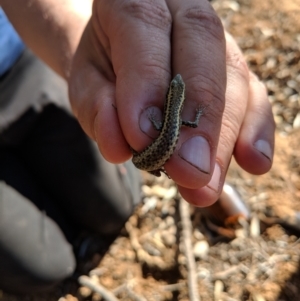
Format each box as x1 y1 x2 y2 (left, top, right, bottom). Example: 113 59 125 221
234 72 275 174
183 72 275 206
96 0 173 152
178 31 251 206
164 0 226 188
69 23 132 163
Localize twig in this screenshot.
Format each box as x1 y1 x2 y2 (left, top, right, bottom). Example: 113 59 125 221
179 198 201 301
112 283 127 296
126 219 171 269
112 281 147 301
89 267 108 277
78 275 120 301
205 218 236 239
259 212 300 233
211 265 240 280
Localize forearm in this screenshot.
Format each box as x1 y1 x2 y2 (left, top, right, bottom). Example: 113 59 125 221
0 0 92 80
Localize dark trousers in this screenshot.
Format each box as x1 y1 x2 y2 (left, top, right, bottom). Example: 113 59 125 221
0 50 140 294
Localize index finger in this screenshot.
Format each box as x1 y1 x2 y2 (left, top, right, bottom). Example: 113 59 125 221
95 0 173 155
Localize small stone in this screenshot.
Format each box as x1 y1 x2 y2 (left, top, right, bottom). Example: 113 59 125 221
168 206 176 215
268 95 275 103
274 115 283 126
162 186 177 201
141 185 152 196
197 267 211 279
283 87 295 97
168 225 177 235
151 185 169 198
141 196 157 214
289 94 299 103
224 1 240 11
122 249 136 261
252 293 266 301
266 58 277 69
287 79 298 89
193 240 209 259
276 69 290 79
293 112 300 129
257 192 269 201
165 216 175 226
214 280 224 300
250 215 260 238
64 294 78 301
161 205 170 216
161 231 176 247
178 254 186 265
194 228 205 240
235 228 247 238
260 27 274 37
79 286 92 298
158 220 168 230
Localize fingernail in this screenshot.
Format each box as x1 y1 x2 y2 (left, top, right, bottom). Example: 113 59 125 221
179 136 210 174
139 106 162 138
254 139 272 161
207 163 222 192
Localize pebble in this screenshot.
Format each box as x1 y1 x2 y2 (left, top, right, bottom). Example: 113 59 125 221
168 225 177 235
214 280 224 301
167 205 176 216
194 228 205 240
161 231 176 247
235 228 247 239
293 112 300 129
252 293 266 301
162 186 177 201
178 254 186 265
151 185 169 198
250 215 261 238
257 192 269 201
165 216 175 226
141 196 157 214
89 267 107 277
79 286 92 298
197 267 211 279
224 1 240 12
141 185 152 196
193 240 209 259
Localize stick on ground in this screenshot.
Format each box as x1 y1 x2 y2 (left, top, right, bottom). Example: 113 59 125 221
78 275 120 301
179 198 201 301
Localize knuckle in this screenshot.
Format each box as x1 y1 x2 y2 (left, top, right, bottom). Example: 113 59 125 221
188 76 226 112
225 32 249 74
255 95 274 122
249 74 274 123
182 6 224 41
119 49 169 80
121 0 172 30
226 48 250 84
250 72 268 95
219 116 240 150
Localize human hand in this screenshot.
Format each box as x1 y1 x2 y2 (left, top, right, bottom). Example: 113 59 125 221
69 0 275 207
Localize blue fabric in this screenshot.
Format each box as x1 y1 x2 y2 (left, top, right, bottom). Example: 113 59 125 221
0 8 25 76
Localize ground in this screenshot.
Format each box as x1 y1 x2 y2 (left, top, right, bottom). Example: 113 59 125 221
1 0 300 300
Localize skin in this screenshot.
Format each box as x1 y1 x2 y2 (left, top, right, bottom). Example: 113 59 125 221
1 0 275 207
0 0 92 78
